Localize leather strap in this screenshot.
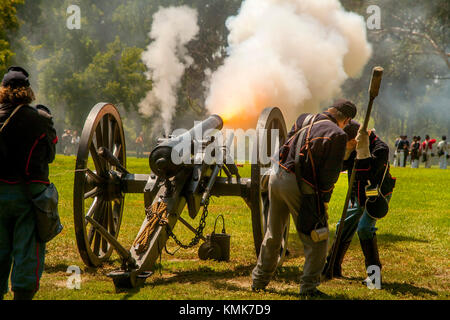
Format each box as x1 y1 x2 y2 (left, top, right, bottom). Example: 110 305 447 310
0 104 25 133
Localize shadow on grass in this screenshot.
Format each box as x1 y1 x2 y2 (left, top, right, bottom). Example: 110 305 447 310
43 263 71 273
342 275 439 298
210 280 353 300
146 264 255 287
134 264 353 300
382 281 438 297
377 233 429 243
44 259 119 275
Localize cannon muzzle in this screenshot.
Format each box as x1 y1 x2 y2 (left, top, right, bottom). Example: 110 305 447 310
149 115 223 178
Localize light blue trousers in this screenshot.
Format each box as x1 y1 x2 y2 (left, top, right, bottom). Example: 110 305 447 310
336 194 392 242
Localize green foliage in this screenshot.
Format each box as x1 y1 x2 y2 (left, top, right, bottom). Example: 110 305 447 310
0 0 24 75
2 155 449 300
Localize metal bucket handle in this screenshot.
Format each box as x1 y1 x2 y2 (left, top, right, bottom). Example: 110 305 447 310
212 214 226 235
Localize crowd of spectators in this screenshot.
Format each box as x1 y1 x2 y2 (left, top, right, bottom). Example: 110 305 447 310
393 134 448 169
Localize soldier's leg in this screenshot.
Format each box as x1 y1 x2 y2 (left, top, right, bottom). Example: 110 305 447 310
0 201 13 296
298 232 328 293
323 202 364 277
10 208 45 298
358 211 381 288
440 154 447 169
252 171 290 289
398 151 405 167
425 152 432 168
358 195 391 287
10 186 46 299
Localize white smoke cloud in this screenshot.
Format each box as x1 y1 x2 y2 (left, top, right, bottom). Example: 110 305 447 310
205 0 372 128
139 6 199 135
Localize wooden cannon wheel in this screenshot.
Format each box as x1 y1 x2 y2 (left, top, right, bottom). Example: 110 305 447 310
250 107 289 265
74 103 127 267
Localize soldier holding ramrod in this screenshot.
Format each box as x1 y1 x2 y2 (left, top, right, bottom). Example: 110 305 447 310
323 120 396 287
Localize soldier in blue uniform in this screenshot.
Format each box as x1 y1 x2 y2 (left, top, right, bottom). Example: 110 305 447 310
252 99 357 298
0 67 58 300
323 120 396 287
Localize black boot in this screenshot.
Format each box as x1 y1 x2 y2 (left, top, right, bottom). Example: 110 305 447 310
360 235 382 288
13 290 36 300
322 241 352 279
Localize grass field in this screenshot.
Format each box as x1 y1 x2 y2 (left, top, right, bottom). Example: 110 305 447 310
3 155 449 300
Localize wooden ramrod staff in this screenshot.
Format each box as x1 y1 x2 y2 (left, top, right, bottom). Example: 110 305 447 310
323 66 384 279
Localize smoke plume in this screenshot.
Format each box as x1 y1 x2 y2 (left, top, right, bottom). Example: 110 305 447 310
139 6 199 135
205 0 372 128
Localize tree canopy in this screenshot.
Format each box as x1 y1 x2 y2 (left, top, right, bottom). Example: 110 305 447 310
2 0 448 148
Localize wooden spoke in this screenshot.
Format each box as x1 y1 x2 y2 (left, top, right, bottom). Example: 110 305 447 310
86 168 104 184
84 187 101 199
85 197 99 219
90 144 105 174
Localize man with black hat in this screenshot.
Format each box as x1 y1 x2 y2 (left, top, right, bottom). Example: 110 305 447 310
395 135 409 167
410 136 421 168
0 66 58 300
322 120 396 288
251 99 356 298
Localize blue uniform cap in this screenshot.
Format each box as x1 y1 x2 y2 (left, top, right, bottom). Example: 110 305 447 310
1 66 30 88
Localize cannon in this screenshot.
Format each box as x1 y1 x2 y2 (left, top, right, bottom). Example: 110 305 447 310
73 102 289 289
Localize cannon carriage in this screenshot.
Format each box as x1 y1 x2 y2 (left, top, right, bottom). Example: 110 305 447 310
73 102 289 289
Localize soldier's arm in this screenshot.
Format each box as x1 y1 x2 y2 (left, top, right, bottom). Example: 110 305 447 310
36 105 58 163
318 132 347 203
354 138 389 182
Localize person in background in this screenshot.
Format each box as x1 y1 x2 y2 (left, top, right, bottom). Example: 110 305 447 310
437 136 448 169
410 136 421 168
62 129 72 156
393 136 401 167
135 132 144 158
71 130 80 155
422 135 437 168
0 66 58 300
396 135 409 167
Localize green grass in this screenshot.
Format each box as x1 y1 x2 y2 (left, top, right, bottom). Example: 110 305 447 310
3 155 449 300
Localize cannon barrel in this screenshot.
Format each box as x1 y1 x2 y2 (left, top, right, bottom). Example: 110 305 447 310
149 114 223 178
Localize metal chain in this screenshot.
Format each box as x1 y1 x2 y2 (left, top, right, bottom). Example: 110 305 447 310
165 199 210 249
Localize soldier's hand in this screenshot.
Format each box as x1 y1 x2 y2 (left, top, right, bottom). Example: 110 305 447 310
323 202 329 220
356 129 370 159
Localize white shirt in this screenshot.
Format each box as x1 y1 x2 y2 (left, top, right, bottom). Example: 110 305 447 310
438 140 448 153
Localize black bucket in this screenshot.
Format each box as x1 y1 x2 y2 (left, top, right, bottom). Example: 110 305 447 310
210 215 230 262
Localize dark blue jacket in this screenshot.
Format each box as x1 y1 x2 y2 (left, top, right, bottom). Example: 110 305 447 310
343 132 396 205
0 103 57 184
279 112 348 203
